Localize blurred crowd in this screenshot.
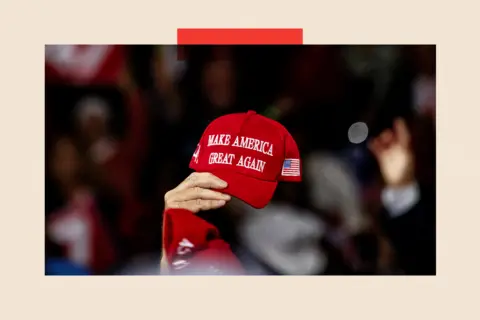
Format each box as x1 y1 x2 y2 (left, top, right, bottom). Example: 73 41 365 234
45 45 435 275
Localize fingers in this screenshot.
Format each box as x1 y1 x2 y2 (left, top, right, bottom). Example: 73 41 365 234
164 172 230 213
369 130 392 155
164 173 231 213
369 117 410 154
393 118 410 146
378 130 393 148
172 199 227 213
176 172 228 192
173 187 231 202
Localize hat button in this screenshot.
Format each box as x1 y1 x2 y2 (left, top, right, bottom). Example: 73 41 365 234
247 110 256 115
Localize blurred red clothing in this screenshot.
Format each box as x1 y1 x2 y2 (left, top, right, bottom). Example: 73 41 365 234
163 208 244 275
45 45 125 85
47 190 117 274
46 44 150 248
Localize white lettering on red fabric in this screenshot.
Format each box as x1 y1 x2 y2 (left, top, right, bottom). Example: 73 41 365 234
208 134 273 156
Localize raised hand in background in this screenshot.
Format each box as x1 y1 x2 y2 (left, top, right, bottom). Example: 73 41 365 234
369 118 415 187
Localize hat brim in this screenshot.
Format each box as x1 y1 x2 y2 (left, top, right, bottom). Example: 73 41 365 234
208 169 277 209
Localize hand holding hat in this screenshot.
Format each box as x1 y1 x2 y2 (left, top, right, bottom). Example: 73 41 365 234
189 110 302 208
160 111 302 274
164 172 231 213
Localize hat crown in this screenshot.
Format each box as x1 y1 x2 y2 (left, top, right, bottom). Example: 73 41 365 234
189 111 301 208
191 111 286 181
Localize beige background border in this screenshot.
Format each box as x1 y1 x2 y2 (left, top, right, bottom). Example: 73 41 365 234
0 0 478 319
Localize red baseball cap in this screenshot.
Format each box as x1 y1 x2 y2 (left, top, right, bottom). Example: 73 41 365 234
189 111 301 209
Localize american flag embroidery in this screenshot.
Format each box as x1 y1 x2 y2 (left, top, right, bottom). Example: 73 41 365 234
281 158 300 176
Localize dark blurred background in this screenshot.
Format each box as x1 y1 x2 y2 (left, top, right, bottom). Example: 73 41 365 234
45 45 435 275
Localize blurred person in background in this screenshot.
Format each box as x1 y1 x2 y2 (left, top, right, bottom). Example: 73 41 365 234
369 118 435 274
378 45 435 185
74 96 118 166
73 77 149 257
45 45 126 86
46 137 119 274
46 45 152 269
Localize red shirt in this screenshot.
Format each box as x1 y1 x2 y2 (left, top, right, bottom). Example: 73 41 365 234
45 45 125 85
47 190 117 274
